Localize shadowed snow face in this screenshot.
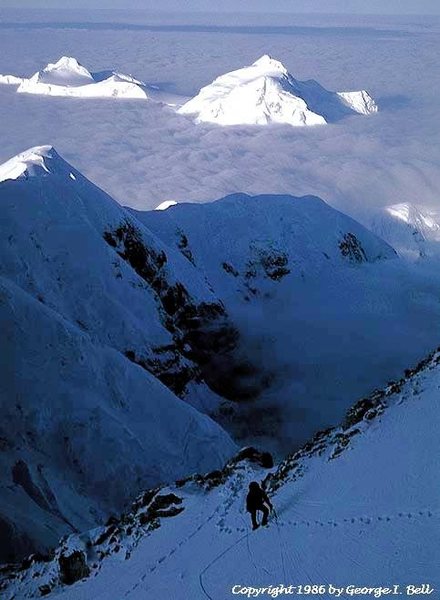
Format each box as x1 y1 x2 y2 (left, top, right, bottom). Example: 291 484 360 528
0 13 439 218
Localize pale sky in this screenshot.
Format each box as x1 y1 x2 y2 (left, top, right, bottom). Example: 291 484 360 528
1 0 439 14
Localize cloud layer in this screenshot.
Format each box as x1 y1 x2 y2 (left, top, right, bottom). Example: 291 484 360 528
0 12 439 224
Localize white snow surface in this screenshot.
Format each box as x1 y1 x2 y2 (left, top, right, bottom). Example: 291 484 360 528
155 200 178 211
0 56 153 99
29 56 95 86
370 202 440 260
0 74 24 85
4 349 439 599
337 90 378 115
0 145 56 182
178 55 377 126
0 145 237 560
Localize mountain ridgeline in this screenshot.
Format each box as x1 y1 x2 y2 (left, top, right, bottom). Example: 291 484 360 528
2 345 439 598
1 146 440 566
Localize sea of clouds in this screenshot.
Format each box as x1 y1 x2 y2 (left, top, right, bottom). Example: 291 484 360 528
0 9 439 222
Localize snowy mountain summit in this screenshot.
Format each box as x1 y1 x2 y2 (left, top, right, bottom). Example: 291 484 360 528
0 145 72 182
178 54 378 126
0 56 152 99
29 56 95 86
0 145 242 562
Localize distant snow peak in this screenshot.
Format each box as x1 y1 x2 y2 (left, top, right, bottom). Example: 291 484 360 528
178 54 378 127
0 145 61 182
35 56 95 86
155 200 178 211
0 73 24 85
250 54 289 75
0 56 151 100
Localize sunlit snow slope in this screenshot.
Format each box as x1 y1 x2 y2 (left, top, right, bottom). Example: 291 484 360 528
370 203 440 260
178 55 378 126
0 57 155 100
3 349 439 599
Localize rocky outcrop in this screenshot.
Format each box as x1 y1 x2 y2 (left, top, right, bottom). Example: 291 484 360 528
58 551 89 586
103 220 254 400
339 233 367 263
0 445 274 598
265 346 440 493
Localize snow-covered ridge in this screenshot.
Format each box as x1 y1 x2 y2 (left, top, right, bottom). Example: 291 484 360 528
178 54 378 126
3 145 440 575
2 347 439 598
0 56 151 100
136 191 397 307
0 74 23 85
155 200 178 211
0 145 243 564
0 145 70 182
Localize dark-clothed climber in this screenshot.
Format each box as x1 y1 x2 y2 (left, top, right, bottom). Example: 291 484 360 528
246 481 273 530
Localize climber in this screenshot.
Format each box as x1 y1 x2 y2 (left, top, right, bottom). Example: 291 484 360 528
246 481 273 530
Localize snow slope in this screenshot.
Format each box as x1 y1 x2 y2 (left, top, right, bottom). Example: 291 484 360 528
3 348 439 599
0 74 24 85
0 146 240 561
134 194 440 453
0 145 59 181
178 55 378 126
369 203 440 260
3 147 440 565
155 200 178 211
0 57 153 100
